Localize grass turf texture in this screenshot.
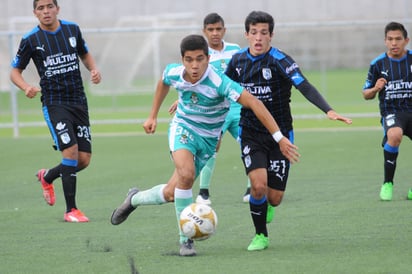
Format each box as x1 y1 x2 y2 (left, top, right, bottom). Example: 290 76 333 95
1 130 411 273
1 69 410 273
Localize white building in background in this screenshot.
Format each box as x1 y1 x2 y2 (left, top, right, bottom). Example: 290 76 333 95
1 0 410 29
1 0 411 91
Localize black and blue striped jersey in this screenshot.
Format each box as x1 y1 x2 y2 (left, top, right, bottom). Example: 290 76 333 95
11 20 89 106
363 50 412 116
226 47 312 133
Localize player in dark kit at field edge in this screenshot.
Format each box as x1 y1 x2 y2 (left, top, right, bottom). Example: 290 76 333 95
10 0 101 222
225 11 352 251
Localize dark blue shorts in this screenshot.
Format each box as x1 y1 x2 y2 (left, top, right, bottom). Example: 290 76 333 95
381 112 412 146
42 104 92 153
238 127 294 191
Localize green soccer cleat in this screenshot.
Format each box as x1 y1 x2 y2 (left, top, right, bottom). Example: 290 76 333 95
407 189 412 200
266 204 275 224
247 233 269 251
380 182 393 201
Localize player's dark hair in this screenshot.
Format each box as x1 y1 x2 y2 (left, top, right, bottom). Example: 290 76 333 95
385 22 408 39
33 0 58 9
203 13 224 28
180 34 209 57
244 11 275 34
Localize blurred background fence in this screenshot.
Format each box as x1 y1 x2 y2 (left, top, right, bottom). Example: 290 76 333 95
0 0 411 136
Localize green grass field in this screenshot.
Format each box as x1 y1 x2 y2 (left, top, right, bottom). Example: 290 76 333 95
1 131 412 274
1 69 411 273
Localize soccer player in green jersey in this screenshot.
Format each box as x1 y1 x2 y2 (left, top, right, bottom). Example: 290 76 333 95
197 13 252 204
169 13 251 205
111 34 300 256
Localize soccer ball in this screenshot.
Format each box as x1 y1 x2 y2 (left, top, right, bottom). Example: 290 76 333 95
179 203 218 241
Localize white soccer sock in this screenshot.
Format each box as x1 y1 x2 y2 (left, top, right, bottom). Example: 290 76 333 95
131 184 166 206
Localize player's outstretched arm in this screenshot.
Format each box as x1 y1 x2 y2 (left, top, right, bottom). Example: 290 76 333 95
143 79 170 134
326 110 352 125
278 138 300 164
297 81 352 125
237 90 300 163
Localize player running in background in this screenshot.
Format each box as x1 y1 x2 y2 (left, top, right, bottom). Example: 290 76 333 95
195 13 252 205
225 11 352 251
111 34 300 256
362 21 412 201
10 0 101 222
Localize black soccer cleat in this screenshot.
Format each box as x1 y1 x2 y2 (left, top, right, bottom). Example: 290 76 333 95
110 188 139 225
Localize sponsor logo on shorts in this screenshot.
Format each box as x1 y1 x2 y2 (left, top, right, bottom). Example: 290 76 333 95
56 122 66 131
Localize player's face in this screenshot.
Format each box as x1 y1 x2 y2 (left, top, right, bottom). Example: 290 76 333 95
385 30 410 59
203 22 226 51
245 23 273 56
33 0 60 31
182 50 210 83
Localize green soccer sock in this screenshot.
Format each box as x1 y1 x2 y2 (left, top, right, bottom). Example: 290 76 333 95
174 188 193 244
131 184 166 207
199 154 217 190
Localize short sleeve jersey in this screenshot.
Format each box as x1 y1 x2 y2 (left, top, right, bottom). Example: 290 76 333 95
226 47 307 133
363 50 412 116
209 40 241 112
11 20 89 106
208 40 241 72
163 63 244 138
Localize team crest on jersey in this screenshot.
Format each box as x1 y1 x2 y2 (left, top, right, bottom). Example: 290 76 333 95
262 68 272 80
69 37 77 48
220 60 227 71
190 93 199 104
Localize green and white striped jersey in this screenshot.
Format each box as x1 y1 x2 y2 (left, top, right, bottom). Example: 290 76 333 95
208 40 241 72
163 63 244 138
208 40 242 112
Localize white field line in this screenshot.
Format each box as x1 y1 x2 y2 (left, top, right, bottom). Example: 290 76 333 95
0 113 379 129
